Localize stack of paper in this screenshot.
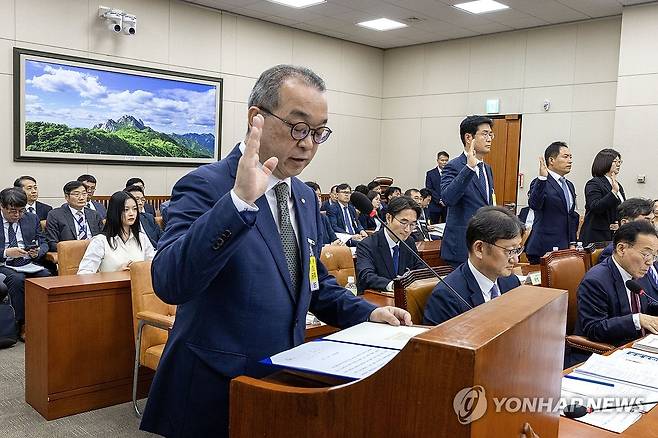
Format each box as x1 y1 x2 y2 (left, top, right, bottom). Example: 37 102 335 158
633 334 658 354
261 322 428 380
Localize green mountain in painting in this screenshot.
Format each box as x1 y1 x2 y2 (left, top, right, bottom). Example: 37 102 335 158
25 115 214 159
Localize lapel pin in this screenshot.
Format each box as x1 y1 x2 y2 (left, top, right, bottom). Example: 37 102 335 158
301 198 306 204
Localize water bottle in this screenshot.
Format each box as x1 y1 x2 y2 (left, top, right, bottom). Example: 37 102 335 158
345 276 357 296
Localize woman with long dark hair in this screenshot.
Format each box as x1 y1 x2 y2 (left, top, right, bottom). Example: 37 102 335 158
78 191 155 274
579 148 626 244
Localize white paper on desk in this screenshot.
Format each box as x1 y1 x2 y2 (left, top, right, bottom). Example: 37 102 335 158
3 262 47 274
324 321 428 350
263 339 399 380
574 352 658 390
335 233 352 244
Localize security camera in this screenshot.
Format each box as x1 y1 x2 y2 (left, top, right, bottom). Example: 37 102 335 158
122 14 137 36
100 8 123 33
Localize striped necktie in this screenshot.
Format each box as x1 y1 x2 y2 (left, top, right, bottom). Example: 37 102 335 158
76 211 88 240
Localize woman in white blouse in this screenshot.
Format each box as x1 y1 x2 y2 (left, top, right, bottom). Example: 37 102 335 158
78 191 155 274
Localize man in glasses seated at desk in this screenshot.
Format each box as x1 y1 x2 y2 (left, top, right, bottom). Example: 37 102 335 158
423 206 524 325
355 196 425 294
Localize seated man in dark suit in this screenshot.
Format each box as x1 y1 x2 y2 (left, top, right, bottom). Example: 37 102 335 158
77 174 107 219
327 183 368 242
423 206 523 325
45 181 104 252
598 198 655 264
576 220 658 347
380 185 401 218
125 185 162 249
13 175 52 221
305 182 343 247
126 177 156 216
355 196 424 293
0 188 50 341
320 185 337 212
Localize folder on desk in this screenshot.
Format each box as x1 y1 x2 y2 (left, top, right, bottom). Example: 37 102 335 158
261 322 428 380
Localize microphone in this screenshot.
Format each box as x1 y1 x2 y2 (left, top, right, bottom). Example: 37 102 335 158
563 400 658 419
350 192 472 310
627 280 658 306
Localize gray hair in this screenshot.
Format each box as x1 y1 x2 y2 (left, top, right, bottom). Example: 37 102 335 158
248 65 326 111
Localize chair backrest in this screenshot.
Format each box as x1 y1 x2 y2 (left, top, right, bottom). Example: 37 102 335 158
56 240 91 275
320 245 355 287
585 241 610 266
129 261 176 362
393 267 453 324
540 249 589 334
39 220 46 233
373 176 393 197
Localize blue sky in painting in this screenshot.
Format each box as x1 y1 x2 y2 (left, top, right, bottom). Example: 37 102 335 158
24 59 217 135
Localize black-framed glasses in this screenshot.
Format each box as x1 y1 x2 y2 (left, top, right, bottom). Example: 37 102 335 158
392 216 418 230
486 242 524 259
259 107 332 144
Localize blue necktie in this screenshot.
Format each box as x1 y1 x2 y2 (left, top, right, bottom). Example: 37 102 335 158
343 206 355 234
7 223 30 267
392 245 399 275
477 162 489 204
490 283 500 299
559 177 572 210
76 211 88 240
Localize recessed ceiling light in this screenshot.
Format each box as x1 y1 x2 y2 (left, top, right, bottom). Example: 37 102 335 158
454 0 509 14
266 0 326 8
357 18 408 31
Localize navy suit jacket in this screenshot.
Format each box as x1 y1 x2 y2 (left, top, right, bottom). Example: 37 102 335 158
0 212 48 263
140 144 376 438
597 242 614 265
34 201 52 221
327 202 364 234
440 154 494 264
425 168 444 216
576 256 658 346
423 261 520 325
144 202 156 217
525 176 579 258
580 177 626 244
140 212 162 249
45 206 104 252
355 229 424 293
320 199 335 212
89 200 107 219
319 213 338 245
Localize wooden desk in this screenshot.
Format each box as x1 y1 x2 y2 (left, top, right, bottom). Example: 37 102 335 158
416 240 447 267
25 272 152 420
559 340 658 437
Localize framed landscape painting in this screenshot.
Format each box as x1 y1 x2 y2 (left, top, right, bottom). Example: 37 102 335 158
13 48 222 166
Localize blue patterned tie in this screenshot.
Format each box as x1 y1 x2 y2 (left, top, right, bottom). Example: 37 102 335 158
490 283 500 299
559 177 572 210
7 223 30 267
76 211 88 240
477 162 489 204
392 245 400 275
274 183 299 293
343 206 355 234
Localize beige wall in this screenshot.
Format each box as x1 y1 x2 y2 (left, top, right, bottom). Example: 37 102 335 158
380 17 622 210
613 2 658 201
3 0 384 205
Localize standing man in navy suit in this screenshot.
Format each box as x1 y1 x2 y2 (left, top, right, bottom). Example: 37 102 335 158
423 206 523 325
525 142 579 264
14 176 52 221
78 174 107 219
425 150 449 224
327 183 368 242
0 188 50 341
355 196 425 294
576 221 658 347
440 116 495 267
140 65 411 438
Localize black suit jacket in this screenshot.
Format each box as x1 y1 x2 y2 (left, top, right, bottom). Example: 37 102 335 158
45 206 104 252
34 201 52 221
580 176 626 244
355 229 423 293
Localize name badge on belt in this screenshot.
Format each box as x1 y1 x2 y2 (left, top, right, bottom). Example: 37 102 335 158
308 238 319 291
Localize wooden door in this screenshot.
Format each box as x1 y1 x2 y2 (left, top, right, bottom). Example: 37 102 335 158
484 115 521 211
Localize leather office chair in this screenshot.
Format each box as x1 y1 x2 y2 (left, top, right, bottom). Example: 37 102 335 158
56 240 91 275
586 241 610 266
540 249 613 355
320 245 355 287
372 176 393 196
393 267 453 324
129 261 175 417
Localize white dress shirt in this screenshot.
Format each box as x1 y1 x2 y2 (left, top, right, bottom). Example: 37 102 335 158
605 175 625 201
25 202 37 215
611 255 642 330
77 231 156 274
468 259 498 303
69 206 89 239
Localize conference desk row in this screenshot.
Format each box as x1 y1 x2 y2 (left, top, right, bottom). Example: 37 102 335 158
23 272 657 437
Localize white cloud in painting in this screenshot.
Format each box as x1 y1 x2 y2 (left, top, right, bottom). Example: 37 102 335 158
27 66 107 98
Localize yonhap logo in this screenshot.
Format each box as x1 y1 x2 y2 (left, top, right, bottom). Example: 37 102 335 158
453 386 488 425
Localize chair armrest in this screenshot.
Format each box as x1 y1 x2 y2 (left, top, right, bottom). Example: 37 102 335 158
45 252 58 264
566 335 615 355
137 311 175 330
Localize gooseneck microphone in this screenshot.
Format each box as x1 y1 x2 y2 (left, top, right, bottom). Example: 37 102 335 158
564 400 658 419
350 191 472 310
627 279 658 306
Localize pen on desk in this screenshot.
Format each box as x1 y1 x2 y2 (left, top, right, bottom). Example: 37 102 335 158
564 374 615 387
